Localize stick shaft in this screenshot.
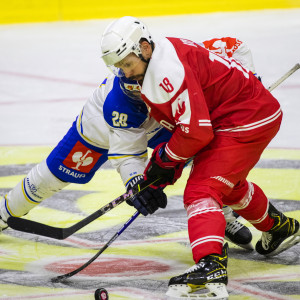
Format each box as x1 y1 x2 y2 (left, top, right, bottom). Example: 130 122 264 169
268 63 300 92
7 178 157 239
7 191 131 239
51 211 140 282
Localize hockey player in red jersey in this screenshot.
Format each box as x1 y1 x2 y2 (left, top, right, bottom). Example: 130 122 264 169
100 16 300 299
0 37 254 252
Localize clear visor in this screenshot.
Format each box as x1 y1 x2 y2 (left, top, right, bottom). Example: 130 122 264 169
113 53 142 78
108 65 125 77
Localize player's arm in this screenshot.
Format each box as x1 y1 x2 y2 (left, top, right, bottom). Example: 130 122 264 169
143 84 214 190
103 94 150 188
229 40 256 74
105 114 168 217
107 125 149 187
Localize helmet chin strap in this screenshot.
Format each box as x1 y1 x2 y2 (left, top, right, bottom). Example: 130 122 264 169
139 55 150 63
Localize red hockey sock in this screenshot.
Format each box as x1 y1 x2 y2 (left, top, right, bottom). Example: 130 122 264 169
186 198 226 263
227 182 274 231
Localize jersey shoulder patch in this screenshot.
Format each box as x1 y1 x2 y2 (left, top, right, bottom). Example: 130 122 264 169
202 37 242 58
103 77 148 129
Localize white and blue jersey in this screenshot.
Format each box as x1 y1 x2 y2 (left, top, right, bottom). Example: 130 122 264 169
47 74 171 186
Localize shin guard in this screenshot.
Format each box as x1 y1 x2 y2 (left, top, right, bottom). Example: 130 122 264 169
0 160 69 221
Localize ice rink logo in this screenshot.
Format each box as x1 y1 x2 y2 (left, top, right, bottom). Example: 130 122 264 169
63 141 102 173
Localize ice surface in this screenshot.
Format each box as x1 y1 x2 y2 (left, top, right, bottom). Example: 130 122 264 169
0 9 299 300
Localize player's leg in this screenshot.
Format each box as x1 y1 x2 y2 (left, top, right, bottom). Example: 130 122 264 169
220 123 300 256
0 160 69 231
166 120 299 297
227 180 300 256
166 242 229 299
223 205 253 250
153 127 253 250
166 155 228 298
255 202 300 256
0 120 108 232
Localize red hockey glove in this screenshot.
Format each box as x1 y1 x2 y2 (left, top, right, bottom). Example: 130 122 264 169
126 175 167 216
144 142 185 188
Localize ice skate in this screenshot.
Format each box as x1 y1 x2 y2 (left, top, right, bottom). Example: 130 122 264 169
224 207 253 250
256 203 300 256
0 215 8 232
166 243 229 299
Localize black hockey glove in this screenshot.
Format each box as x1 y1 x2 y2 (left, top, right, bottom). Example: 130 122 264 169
144 142 185 188
126 175 167 216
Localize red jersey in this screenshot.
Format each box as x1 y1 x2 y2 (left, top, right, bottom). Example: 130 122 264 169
141 37 281 161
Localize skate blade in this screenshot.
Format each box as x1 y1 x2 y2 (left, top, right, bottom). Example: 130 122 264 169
225 237 254 250
265 232 300 257
166 283 229 299
236 242 254 250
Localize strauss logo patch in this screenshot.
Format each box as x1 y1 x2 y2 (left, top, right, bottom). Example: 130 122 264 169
63 141 102 173
72 150 93 170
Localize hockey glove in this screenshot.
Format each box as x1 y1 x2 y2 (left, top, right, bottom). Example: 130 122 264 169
126 175 144 207
144 142 185 188
126 175 167 216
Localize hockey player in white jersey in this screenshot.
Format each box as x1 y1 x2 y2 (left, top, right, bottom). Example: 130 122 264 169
0 38 255 252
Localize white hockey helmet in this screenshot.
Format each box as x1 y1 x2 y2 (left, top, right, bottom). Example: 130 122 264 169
100 16 152 67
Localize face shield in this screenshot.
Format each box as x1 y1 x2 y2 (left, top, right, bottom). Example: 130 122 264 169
109 65 125 77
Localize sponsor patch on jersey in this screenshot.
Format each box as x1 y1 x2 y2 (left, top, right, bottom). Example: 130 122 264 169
63 141 102 173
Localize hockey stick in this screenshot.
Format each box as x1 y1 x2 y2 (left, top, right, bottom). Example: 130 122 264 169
51 211 140 282
7 178 157 240
9 64 298 240
267 63 300 92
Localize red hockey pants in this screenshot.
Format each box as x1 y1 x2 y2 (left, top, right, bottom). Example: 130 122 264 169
183 122 281 262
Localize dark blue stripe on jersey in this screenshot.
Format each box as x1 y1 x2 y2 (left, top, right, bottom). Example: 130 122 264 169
148 128 172 149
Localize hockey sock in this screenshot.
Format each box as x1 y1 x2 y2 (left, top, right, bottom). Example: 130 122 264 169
186 197 226 262
228 182 274 232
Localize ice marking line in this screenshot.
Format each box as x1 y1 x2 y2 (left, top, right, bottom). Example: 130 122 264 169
228 280 293 300
0 97 86 105
0 70 96 87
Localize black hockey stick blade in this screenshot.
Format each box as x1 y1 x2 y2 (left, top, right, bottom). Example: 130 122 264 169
51 211 140 282
7 178 158 239
7 192 129 239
